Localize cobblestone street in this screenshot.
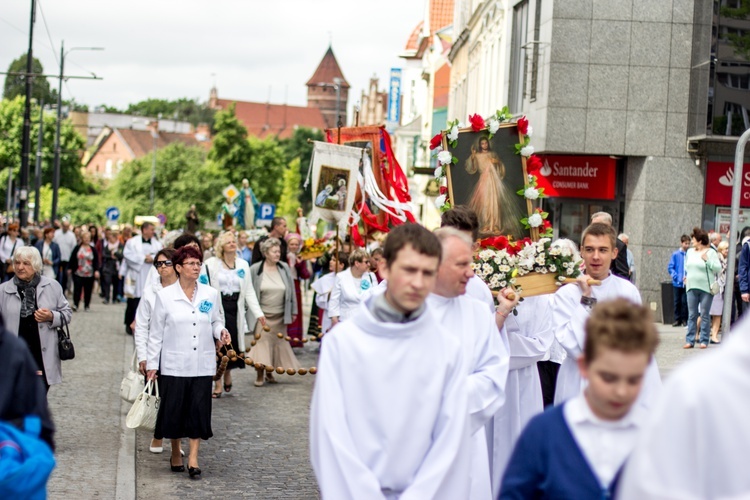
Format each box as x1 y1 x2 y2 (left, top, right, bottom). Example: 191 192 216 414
45 290 717 499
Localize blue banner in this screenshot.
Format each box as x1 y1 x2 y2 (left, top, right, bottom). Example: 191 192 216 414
387 68 402 125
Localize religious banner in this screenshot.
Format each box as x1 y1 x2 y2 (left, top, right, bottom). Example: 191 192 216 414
307 141 362 232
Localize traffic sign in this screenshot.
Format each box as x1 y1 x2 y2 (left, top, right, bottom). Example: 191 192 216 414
106 206 120 222
156 213 167 225
256 203 275 227
222 184 239 202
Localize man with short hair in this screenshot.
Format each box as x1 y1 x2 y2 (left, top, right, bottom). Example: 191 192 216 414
708 231 722 250
552 223 661 408
590 212 630 279
668 235 691 326
618 233 636 284
251 217 287 264
122 222 162 335
311 224 472 498
53 219 77 293
427 228 514 498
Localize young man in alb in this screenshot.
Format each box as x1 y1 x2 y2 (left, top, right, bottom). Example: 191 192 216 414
310 224 471 499
500 299 659 499
552 223 661 407
426 228 515 498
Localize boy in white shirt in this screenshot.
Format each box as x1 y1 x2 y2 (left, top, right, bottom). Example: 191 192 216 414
500 298 659 499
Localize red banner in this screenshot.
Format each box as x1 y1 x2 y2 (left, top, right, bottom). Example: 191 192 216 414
705 161 750 208
535 155 617 200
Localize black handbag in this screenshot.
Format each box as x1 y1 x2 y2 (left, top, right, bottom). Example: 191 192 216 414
57 314 75 361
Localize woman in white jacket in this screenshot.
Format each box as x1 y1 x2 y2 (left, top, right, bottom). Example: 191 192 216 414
329 249 378 326
204 231 265 398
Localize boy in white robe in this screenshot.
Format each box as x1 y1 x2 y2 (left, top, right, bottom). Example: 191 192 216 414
618 312 750 499
310 224 471 499
309 253 347 336
427 228 516 499
552 223 662 408
489 294 553 497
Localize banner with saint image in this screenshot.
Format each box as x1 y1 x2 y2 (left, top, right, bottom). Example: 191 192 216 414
307 141 362 231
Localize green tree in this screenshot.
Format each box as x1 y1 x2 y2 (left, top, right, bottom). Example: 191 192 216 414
279 127 323 212
111 142 228 229
0 96 88 211
278 158 302 219
3 53 57 103
246 135 286 204
126 97 215 127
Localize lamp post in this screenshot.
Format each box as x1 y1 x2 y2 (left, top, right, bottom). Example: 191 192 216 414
333 77 342 128
51 41 103 224
150 127 157 213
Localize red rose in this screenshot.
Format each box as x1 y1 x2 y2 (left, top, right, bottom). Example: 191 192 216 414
469 114 485 132
439 185 447 195
543 220 552 229
527 155 542 173
492 236 509 249
517 116 529 135
507 242 521 256
429 133 443 150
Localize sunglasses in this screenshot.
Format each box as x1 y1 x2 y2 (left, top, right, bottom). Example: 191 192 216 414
154 260 173 268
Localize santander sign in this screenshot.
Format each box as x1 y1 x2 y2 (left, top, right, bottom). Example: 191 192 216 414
534 155 617 199
705 162 750 207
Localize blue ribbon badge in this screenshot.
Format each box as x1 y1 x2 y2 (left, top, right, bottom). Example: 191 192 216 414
237 268 246 279
199 300 213 314
199 274 209 285
360 279 372 291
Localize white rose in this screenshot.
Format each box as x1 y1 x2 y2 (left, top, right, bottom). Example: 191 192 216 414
488 118 500 134
434 167 443 179
437 150 453 165
567 267 575 275
558 275 567 282
435 194 446 208
524 187 540 200
520 145 535 157
526 125 533 137
549 264 557 272
447 124 459 141
528 213 543 227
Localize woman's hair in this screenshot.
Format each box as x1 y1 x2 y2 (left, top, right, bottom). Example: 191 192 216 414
13 246 43 273
173 233 201 250
260 237 281 257
43 227 55 237
348 248 369 266
7 223 19 232
155 247 176 264
80 231 91 243
584 299 659 363
332 251 349 270
691 227 709 246
717 241 729 253
173 246 203 268
214 231 236 259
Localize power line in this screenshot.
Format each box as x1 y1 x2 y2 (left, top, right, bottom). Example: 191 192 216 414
36 0 75 101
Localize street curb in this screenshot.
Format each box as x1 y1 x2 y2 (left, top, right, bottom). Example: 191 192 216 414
115 334 136 500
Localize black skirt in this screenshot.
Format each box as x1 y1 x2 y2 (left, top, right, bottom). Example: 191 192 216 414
154 375 213 440
219 293 244 370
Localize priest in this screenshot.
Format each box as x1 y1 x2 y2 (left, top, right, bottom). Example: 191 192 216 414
122 222 162 335
426 228 515 499
310 224 472 499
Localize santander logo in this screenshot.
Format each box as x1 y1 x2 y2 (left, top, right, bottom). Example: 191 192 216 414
719 167 734 187
540 160 552 177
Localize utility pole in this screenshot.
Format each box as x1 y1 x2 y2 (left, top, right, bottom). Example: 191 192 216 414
19 0 36 228
34 98 44 224
51 41 64 224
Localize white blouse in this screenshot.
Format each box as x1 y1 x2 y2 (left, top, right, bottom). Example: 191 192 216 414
328 269 378 322
217 265 242 295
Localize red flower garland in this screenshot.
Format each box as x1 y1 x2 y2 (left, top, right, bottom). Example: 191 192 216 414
429 133 443 150
469 114 485 132
517 116 529 135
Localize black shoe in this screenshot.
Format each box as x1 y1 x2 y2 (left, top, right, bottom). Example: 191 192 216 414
72 305 78 312
710 339 721 345
188 466 201 479
170 458 185 473
125 325 133 335
84 306 90 312
671 321 681 327
102 300 109 305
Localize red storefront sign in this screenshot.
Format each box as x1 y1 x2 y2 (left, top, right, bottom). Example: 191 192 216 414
705 161 750 208
534 155 616 199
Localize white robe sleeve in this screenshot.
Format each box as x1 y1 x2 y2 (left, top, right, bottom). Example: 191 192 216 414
467 312 509 434
134 288 154 363
210 289 225 339
310 338 386 499
122 238 143 271
328 274 343 319
507 296 554 371
146 293 166 371
551 286 588 358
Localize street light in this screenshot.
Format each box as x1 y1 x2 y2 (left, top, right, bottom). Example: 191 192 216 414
318 78 344 129
51 41 103 224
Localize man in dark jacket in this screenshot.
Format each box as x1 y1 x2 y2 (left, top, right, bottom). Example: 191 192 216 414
591 212 630 279
0 315 55 449
738 231 750 317
251 217 288 264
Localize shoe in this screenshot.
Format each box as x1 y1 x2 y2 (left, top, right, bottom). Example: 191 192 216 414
188 466 201 479
84 306 90 312
254 379 264 387
682 343 694 349
671 321 681 327
125 325 133 335
72 305 78 312
149 440 163 453
102 300 109 305
212 391 222 399
699 344 708 349
710 339 721 345
223 383 232 393
170 458 185 473
265 376 277 384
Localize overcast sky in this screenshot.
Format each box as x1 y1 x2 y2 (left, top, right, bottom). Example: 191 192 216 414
1 0 425 112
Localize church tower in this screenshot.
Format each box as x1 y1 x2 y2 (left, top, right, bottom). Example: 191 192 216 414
306 46 350 129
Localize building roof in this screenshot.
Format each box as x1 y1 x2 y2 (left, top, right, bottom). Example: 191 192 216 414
216 99 327 139
430 0 454 33
401 0 454 58
405 21 424 51
114 128 208 157
305 46 350 88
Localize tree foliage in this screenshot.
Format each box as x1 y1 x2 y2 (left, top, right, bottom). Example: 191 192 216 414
125 97 215 127
279 127 323 212
278 158 302 219
3 53 57 104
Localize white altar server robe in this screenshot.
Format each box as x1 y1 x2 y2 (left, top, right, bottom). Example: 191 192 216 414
328 268 378 322
552 274 662 408
123 236 162 298
134 279 163 363
311 273 336 334
618 314 750 500
427 293 509 499
310 301 471 500
146 282 224 376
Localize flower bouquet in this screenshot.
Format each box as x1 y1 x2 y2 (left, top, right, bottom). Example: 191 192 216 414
299 237 328 260
473 237 583 298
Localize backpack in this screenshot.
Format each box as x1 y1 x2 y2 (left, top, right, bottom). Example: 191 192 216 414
0 416 56 499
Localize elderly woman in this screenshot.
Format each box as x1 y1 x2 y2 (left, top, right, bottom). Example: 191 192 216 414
684 227 721 350
205 231 265 398
68 231 100 312
284 232 311 347
329 248 378 326
0 223 24 282
34 227 61 280
147 246 230 479
0 246 72 392
709 241 730 344
248 237 301 387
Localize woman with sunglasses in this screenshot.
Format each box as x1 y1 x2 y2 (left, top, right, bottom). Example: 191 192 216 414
134 248 178 455
147 246 230 479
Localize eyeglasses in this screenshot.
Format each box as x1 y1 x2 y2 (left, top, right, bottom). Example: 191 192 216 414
180 261 202 267
154 260 173 268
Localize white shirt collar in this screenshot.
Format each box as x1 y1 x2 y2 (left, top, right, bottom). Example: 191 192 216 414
566 392 645 430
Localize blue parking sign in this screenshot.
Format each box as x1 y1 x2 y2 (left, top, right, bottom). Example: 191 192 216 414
256 204 275 227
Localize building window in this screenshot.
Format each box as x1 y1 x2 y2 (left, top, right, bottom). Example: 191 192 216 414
105 159 113 178
530 0 542 102
509 0 530 113
113 142 116 152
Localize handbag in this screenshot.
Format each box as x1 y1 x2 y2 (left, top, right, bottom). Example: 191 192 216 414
57 314 75 361
5 239 17 274
120 350 145 403
126 379 160 431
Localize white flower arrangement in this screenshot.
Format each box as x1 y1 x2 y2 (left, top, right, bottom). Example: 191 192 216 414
520 145 535 157
437 150 453 165
435 194 447 208
447 124 459 142
434 167 443 179
488 118 500 134
526 125 533 137
528 213 543 228
524 187 540 200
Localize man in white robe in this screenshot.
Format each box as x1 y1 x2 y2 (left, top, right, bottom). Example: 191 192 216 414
310 224 471 499
488 294 553 497
426 228 514 499
122 222 162 335
553 223 661 407
618 313 750 499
